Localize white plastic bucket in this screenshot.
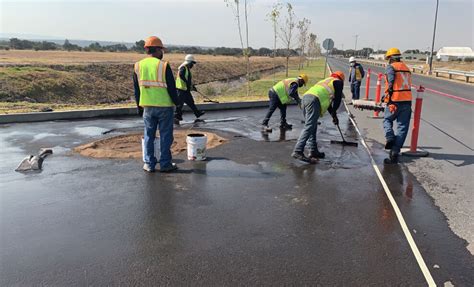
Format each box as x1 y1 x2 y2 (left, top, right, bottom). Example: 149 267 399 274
186 133 207 161
141 137 160 162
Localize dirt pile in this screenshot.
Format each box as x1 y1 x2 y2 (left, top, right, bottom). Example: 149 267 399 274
74 130 227 159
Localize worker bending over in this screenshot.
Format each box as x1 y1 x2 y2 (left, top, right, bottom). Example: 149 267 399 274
292 71 344 162
348 56 365 100
133 36 180 172
262 74 308 132
383 48 413 164
174 54 205 124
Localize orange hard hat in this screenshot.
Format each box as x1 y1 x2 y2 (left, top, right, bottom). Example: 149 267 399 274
331 71 345 81
144 36 164 48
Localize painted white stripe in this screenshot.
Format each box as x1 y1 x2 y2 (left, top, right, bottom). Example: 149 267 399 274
328 64 436 286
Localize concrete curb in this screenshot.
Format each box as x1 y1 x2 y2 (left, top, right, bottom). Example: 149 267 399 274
0 101 273 124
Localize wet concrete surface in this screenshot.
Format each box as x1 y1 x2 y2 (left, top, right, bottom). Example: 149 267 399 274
1 107 473 285
329 58 474 257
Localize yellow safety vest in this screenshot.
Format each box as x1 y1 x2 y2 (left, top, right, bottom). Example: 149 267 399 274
272 78 298 104
134 57 174 107
176 65 190 91
350 65 363 81
304 77 336 116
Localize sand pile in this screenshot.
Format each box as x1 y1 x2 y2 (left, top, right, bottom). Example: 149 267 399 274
74 130 227 159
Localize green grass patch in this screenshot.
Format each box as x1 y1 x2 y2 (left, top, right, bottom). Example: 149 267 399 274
211 59 328 103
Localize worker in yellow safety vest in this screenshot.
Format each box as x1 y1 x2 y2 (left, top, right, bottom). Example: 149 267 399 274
133 36 181 173
382 47 413 164
262 74 308 132
174 54 205 124
292 71 345 163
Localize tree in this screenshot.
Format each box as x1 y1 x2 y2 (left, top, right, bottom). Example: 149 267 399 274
225 0 251 96
133 40 145 53
297 18 311 70
279 3 296 77
63 39 81 51
267 3 281 80
307 33 318 65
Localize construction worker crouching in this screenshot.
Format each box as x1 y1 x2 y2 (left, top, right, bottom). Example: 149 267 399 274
133 36 181 172
383 48 413 164
292 71 344 163
174 54 205 124
348 56 365 101
262 74 308 132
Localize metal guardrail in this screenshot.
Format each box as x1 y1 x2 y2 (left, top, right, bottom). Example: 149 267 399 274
433 68 474 83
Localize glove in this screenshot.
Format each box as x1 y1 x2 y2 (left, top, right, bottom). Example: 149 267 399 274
137 106 144 117
388 87 394 97
332 114 339 125
388 104 397 113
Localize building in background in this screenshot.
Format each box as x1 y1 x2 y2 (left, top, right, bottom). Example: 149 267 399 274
436 47 474 61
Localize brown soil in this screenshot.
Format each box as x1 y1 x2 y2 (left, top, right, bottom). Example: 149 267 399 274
74 130 227 159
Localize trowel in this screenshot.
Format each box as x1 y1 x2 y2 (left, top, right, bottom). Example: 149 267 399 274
15 148 53 172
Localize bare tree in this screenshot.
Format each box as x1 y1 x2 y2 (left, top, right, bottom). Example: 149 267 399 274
297 18 311 70
307 33 317 65
267 3 281 81
279 2 296 77
225 0 250 96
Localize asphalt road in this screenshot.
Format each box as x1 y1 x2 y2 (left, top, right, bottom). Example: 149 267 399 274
1 107 473 286
329 58 474 256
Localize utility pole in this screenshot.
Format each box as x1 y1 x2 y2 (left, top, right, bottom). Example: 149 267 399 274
428 0 439 75
354 34 359 56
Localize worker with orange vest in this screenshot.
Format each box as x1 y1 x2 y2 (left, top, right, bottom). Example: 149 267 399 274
262 74 308 132
383 47 413 164
292 71 344 163
133 36 181 172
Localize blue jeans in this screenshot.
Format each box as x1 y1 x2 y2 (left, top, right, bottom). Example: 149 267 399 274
350 81 361 100
143 107 174 170
383 102 412 154
294 95 320 153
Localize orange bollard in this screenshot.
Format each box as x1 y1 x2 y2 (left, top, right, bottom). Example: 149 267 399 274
365 68 371 100
374 73 383 117
403 86 429 157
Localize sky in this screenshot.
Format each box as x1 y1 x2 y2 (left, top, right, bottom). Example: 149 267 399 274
0 0 473 51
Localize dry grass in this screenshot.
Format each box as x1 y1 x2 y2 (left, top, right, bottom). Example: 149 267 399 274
0 50 300 114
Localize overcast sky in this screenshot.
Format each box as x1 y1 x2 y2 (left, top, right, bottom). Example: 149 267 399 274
1 0 473 51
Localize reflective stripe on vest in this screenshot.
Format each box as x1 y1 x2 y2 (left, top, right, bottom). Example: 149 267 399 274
134 57 173 107
304 77 336 116
176 65 189 91
273 78 298 104
384 61 413 102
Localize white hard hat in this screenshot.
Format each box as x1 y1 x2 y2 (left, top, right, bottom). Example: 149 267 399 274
185 54 196 63
349 56 356 63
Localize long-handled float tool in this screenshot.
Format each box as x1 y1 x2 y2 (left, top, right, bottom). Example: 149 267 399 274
195 90 219 104
330 124 358 147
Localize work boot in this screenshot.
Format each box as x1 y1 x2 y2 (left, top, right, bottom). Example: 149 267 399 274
262 125 273 133
383 151 399 164
143 163 155 173
196 111 206 118
384 139 395 150
292 151 316 164
160 163 178 172
309 150 325 159
280 122 293 130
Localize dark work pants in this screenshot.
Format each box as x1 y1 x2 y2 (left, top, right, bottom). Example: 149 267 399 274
175 90 200 119
262 90 287 126
350 81 361 100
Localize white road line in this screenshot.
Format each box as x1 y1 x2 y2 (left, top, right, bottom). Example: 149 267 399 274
328 63 436 286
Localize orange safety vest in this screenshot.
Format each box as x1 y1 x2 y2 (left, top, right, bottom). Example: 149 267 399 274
384 61 412 102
